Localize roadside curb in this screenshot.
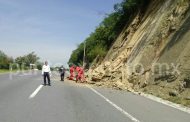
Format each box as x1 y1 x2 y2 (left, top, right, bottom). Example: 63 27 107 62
132 91 190 114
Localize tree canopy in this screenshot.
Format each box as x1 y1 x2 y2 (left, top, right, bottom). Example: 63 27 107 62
0 51 40 70
68 0 149 67
0 51 13 69
15 52 40 67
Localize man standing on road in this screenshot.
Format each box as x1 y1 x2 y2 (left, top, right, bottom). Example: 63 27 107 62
42 61 51 86
59 66 65 81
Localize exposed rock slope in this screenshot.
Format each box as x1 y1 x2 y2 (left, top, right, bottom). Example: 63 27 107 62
86 0 190 106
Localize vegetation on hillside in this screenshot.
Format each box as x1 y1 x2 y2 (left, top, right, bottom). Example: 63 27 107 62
68 0 149 66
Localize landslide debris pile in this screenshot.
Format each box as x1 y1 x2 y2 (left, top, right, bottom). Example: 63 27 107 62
86 0 190 106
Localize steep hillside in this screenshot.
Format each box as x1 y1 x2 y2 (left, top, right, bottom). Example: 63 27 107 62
86 0 190 106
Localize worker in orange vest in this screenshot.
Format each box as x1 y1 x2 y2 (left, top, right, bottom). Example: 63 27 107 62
76 67 84 82
75 66 80 82
69 65 75 80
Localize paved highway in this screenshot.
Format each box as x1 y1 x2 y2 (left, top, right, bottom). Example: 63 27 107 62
0 72 190 122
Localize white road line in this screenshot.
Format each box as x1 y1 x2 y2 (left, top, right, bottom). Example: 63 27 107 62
29 85 43 99
89 87 140 122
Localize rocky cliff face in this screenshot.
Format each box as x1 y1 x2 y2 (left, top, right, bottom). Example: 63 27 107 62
86 0 190 106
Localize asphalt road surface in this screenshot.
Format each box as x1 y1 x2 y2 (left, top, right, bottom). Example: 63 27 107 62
0 72 190 122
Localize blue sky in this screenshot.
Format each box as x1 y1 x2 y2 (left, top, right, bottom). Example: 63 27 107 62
0 0 122 66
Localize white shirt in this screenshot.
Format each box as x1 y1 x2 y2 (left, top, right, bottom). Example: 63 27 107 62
42 65 51 74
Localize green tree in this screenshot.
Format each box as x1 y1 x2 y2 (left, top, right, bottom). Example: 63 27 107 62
0 50 13 69
68 0 150 67
15 52 40 68
25 52 40 66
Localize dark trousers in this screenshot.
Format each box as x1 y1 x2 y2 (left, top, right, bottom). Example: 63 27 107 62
44 72 51 85
61 73 65 81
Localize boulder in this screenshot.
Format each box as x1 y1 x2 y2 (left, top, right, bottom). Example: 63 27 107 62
169 90 178 97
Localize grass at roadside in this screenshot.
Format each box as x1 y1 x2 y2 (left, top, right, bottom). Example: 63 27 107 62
0 69 11 73
166 96 190 107
142 85 190 108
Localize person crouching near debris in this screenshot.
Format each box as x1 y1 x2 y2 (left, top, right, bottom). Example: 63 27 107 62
42 61 51 86
75 66 80 83
69 65 75 80
76 67 85 83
